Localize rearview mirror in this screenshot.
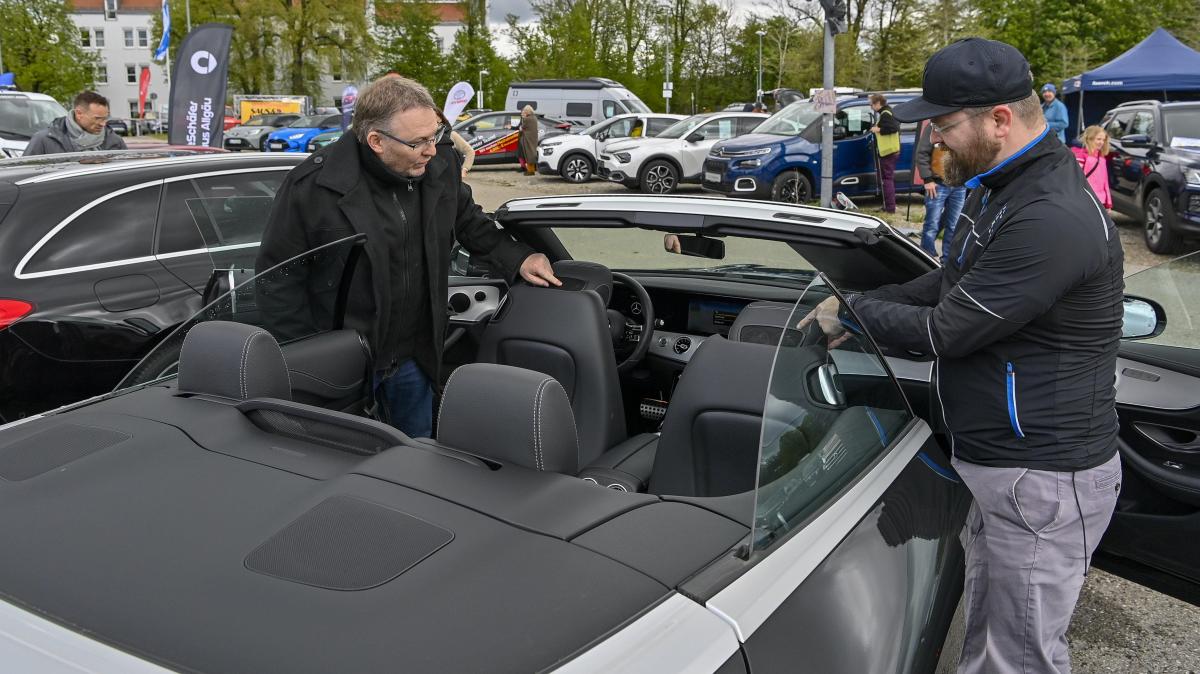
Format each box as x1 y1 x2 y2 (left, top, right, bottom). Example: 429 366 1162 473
466 125 477 135
665 234 725 260
685 131 705 143
1122 295 1166 339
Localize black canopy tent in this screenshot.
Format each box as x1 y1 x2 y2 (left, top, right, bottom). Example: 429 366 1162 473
1061 28 1200 141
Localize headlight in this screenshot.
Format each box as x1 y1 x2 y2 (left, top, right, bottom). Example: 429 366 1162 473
1185 167 1200 187
542 141 562 148
542 147 554 156
615 152 632 163
287 133 305 140
736 159 763 168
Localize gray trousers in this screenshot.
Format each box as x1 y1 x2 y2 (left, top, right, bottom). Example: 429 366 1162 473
951 452 1122 674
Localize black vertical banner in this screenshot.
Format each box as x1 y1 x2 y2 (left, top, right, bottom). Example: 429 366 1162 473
167 23 233 148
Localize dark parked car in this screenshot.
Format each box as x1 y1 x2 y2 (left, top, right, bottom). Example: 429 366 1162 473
223 113 302 152
0 149 304 421
452 111 574 165
1100 100 1200 253
105 118 129 136
0 194 1191 672
703 92 923 203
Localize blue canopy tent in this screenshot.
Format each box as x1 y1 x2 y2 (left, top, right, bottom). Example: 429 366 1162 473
1061 28 1200 141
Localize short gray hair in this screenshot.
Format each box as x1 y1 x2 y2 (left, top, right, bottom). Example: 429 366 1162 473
353 75 437 144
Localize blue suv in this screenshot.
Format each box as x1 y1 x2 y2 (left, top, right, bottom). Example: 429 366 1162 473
702 92 920 202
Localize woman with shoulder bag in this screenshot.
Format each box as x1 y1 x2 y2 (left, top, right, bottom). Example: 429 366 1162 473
870 94 902 213
1072 125 1112 208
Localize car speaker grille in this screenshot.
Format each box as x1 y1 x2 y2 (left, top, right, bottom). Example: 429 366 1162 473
245 495 454 591
0 423 131 481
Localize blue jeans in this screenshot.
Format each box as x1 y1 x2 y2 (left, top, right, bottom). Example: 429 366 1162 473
374 359 433 438
921 184 968 264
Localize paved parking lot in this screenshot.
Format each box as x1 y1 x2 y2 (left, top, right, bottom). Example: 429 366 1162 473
466 164 1200 672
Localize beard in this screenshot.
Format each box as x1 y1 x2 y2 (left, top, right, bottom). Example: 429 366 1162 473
941 130 1002 186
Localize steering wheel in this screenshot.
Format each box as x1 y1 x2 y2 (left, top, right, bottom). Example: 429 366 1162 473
608 272 654 373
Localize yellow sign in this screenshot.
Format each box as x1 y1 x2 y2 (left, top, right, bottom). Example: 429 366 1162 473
238 99 305 123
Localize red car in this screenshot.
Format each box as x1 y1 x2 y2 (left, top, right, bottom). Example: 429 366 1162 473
223 106 240 132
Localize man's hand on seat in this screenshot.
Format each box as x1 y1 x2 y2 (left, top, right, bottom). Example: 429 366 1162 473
796 296 851 349
519 253 562 287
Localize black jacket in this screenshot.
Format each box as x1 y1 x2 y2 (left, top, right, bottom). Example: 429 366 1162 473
24 116 127 155
913 122 938 183
256 132 533 380
849 130 1124 471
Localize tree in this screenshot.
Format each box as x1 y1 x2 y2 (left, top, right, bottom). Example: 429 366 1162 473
376 0 449 96
0 0 96 102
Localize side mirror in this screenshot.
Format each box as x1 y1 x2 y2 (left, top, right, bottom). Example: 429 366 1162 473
685 131 705 143
665 233 725 260
595 131 608 141
1121 134 1153 148
465 125 477 135
1122 295 1166 339
832 126 848 140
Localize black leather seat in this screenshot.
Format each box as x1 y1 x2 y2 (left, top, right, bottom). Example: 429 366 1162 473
477 261 625 468
727 300 803 347
437 363 581 473
178 321 292 401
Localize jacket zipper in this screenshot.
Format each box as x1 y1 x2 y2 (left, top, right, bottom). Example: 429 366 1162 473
1006 361 1025 438
392 190 410 366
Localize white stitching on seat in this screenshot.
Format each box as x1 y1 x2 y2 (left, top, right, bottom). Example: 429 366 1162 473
436 365 467 438
237 331 257 399
533 377 553 471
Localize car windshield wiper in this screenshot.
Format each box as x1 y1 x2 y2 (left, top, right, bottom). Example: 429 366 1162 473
0 129 32 141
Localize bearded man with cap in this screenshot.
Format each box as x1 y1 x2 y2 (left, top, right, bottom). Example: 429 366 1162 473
800 38 1124 673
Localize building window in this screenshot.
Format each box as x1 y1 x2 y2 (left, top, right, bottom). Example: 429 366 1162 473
435 36 444 52
124 28 134 47
94 29 105 47
96 65 108 84
137 28 149 48
126 64 137 83
129 101 139 118
80 28 92 47
104 0 118 20
331 52 344 82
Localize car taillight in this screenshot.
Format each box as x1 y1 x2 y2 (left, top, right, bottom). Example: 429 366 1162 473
0 299 33 330
556 123 571 130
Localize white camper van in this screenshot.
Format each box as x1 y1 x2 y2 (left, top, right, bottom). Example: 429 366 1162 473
505 78 651 127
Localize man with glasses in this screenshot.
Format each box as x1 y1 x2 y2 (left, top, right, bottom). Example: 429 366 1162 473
801 38 1124 673
24 91 126 156
258 75 559 438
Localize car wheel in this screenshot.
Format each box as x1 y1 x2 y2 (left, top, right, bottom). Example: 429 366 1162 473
259 137 268 152
560 154 594 183
771 170 813 203
1143 187 1180 254
640 160 679 194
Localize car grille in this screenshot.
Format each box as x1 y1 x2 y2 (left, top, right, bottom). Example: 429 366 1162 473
1189 192 1200 214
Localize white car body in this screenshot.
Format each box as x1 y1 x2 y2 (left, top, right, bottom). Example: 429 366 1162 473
599 112 768 193
0 91 68 158
537 113 685 182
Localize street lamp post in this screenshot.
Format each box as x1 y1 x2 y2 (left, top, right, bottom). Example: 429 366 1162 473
756 30 766 104
478 69 489 109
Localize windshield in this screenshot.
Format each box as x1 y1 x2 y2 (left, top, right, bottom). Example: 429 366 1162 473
117 235 364 389
656 115 707 140
289 116 326 128
752 276 915 551
1164 109 1200 147
0 98 68 140
756 101 822 137
548 225 816 287
245 115 275 126
1122 250 1200 348
623 97 651 113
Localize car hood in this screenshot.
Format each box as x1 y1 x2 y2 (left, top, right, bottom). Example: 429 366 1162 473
606 137 672 153
715 133 805 153
268 127 322 140
228 125 271 136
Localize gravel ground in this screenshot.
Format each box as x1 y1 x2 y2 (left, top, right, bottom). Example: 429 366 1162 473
467 164 1200 673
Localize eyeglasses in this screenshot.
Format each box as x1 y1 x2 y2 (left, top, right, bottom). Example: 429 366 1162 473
374 123 447 151
930 107 993 135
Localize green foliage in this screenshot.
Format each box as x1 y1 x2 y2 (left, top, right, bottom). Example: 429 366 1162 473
376 0 448 93
0 0 96 102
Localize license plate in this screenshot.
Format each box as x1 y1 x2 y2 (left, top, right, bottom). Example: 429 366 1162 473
268 141 285 150
704 171 721 183
226 138 244 146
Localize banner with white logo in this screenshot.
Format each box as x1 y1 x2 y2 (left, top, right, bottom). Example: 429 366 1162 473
341 85 358 131
167 23 233 148
443 82 474 122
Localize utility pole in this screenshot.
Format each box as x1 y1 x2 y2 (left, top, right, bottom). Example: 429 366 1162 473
186 0 192 33
664 55 672 114
756 30 766 104
818 0 847 208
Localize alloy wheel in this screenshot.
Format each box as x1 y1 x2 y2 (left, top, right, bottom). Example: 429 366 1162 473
644 164 676 194
1145 195 1163 247
563 156 592 182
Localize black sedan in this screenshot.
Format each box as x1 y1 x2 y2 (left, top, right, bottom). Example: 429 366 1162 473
0 195 1192 672
0 149 305 421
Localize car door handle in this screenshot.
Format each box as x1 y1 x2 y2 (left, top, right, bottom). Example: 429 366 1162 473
1134 422 1200 453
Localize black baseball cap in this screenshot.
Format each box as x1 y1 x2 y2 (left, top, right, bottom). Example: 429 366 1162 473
892 38 1034 122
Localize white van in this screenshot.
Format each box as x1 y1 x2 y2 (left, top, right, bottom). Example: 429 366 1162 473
0 91 68 158
505 78 651 127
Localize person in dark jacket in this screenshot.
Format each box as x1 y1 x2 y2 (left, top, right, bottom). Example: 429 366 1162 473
869 94 901 213
801 38 1123 674
256 75 559 438
24 91 126 156
914 119 968 263
517 105 538 175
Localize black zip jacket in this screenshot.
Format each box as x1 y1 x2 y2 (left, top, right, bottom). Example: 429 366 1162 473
849 129 1124 471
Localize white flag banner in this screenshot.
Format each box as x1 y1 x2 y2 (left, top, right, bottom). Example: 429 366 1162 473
443 82 475 121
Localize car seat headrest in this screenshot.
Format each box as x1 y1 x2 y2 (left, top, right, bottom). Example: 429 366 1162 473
550 260 613 305
177 321 292 401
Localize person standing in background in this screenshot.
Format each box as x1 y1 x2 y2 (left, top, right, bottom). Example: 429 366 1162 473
915 119 968 263
24 91 127 156
518 105 538 176
1041 83 1069 143
869 93 902 213
1072 125 1112 208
